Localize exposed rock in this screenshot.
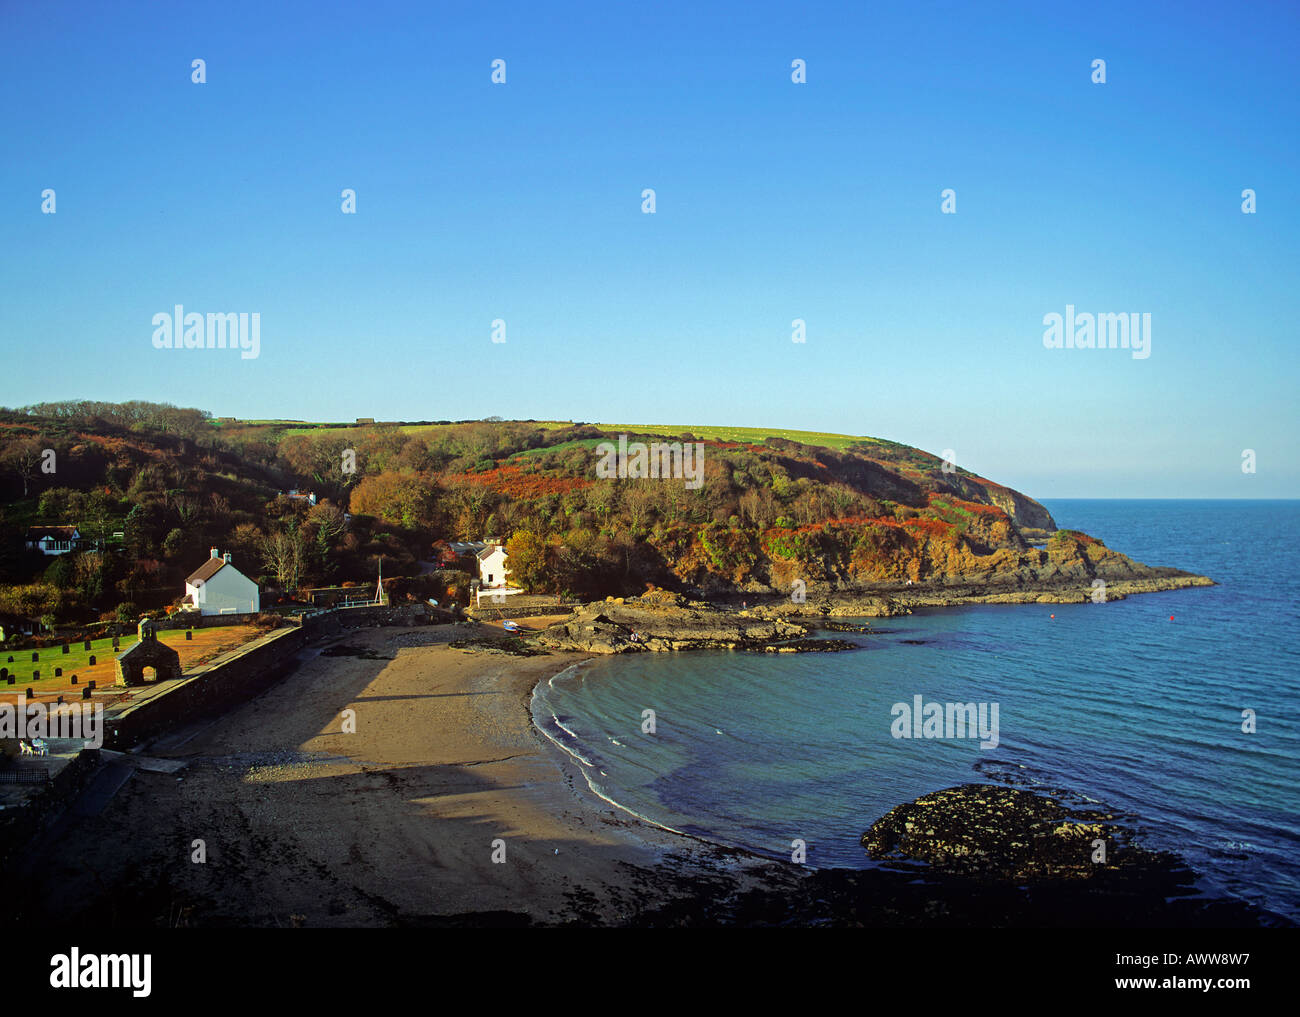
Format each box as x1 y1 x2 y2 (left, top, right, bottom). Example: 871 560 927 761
447 637 549 657
535 598 856 655
862 783 1175 883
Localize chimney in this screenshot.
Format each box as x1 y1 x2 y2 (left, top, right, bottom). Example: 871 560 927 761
223 552 232 564
210 547 220 559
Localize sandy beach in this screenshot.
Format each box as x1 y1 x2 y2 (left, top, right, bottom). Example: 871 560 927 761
8 621 759 927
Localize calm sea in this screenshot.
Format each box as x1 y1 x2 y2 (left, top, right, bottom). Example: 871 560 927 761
531 500 1300 920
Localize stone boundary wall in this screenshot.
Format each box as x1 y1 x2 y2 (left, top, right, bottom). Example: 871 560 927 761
2 602 442 868
153 613 270 632
104 626 310 749
104 603 434 750
467 597 577 621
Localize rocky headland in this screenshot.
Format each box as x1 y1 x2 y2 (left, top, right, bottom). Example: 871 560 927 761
534 590 857 654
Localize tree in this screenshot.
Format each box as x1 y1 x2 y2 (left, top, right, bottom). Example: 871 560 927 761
504 530 552 591
162 527 187 559
227 523 265 567
43 554 76 589
260 528 308 592
307 501 348 543
623 483 658 534
349 471 438 530
74 552 107 608
3 437 46 497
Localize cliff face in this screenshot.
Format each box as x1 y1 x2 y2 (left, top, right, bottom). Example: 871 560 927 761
977 484 1057 533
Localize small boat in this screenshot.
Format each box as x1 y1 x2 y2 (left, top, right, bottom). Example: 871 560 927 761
502 619 521 634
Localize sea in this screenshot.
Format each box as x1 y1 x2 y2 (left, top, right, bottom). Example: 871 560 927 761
531 500 1300 920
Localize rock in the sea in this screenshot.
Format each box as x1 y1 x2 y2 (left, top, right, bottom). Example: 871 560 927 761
861 783 1171 882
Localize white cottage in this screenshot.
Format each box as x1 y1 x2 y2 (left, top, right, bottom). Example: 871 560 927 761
26 525 84 555
185 548 260 616
476 544 510 588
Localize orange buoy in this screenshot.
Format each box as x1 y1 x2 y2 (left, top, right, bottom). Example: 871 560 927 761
1050 614 1055 619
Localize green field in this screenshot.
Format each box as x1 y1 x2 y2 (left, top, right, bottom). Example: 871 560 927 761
255 419 888 453
592 423 883 451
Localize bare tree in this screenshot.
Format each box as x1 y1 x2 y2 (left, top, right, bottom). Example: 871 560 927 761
307 501 348 543
3 437 46 497
623 483 658 534
260 528 307 592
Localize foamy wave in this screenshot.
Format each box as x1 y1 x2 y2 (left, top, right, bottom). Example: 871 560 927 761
575 768 688 837
530 661 687 838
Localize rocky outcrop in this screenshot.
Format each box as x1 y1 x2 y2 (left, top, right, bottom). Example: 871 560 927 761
740 529 1212 611
979 484 1057 533
862 784 1174 882
534 591 850 654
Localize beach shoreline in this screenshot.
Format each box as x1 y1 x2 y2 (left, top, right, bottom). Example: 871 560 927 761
5 621 774 927
5 617 1283 928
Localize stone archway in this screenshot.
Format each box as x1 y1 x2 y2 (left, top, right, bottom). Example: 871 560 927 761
115 619 182 687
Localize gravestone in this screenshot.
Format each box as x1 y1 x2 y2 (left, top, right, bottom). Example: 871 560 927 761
186 630 193 641
88 656 96 666
32 671 38 680
54 667 62 677
112 637 120 650
31 652 38 661
115 619 181 687
87 680 95 691
24 687 32 699
70 674 78 684
83 640 91 651
61 644 69 654
5 677 13 685
82 686 91 700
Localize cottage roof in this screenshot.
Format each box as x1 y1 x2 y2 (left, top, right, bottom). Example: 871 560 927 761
186 558 227 585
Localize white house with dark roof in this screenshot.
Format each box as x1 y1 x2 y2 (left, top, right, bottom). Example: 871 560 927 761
474 544 524 605
185 548 260 616
26 525 88 555
477 544 510 588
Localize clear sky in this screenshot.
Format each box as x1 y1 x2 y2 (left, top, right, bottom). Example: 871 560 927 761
1 0 1297 498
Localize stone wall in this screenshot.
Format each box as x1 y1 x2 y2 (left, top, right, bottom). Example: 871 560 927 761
103 602 436 750
154 612 270 632
468 597 576 621
104 626 310 749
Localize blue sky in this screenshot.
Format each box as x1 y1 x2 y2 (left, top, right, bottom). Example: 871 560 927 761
1 0 1297 497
